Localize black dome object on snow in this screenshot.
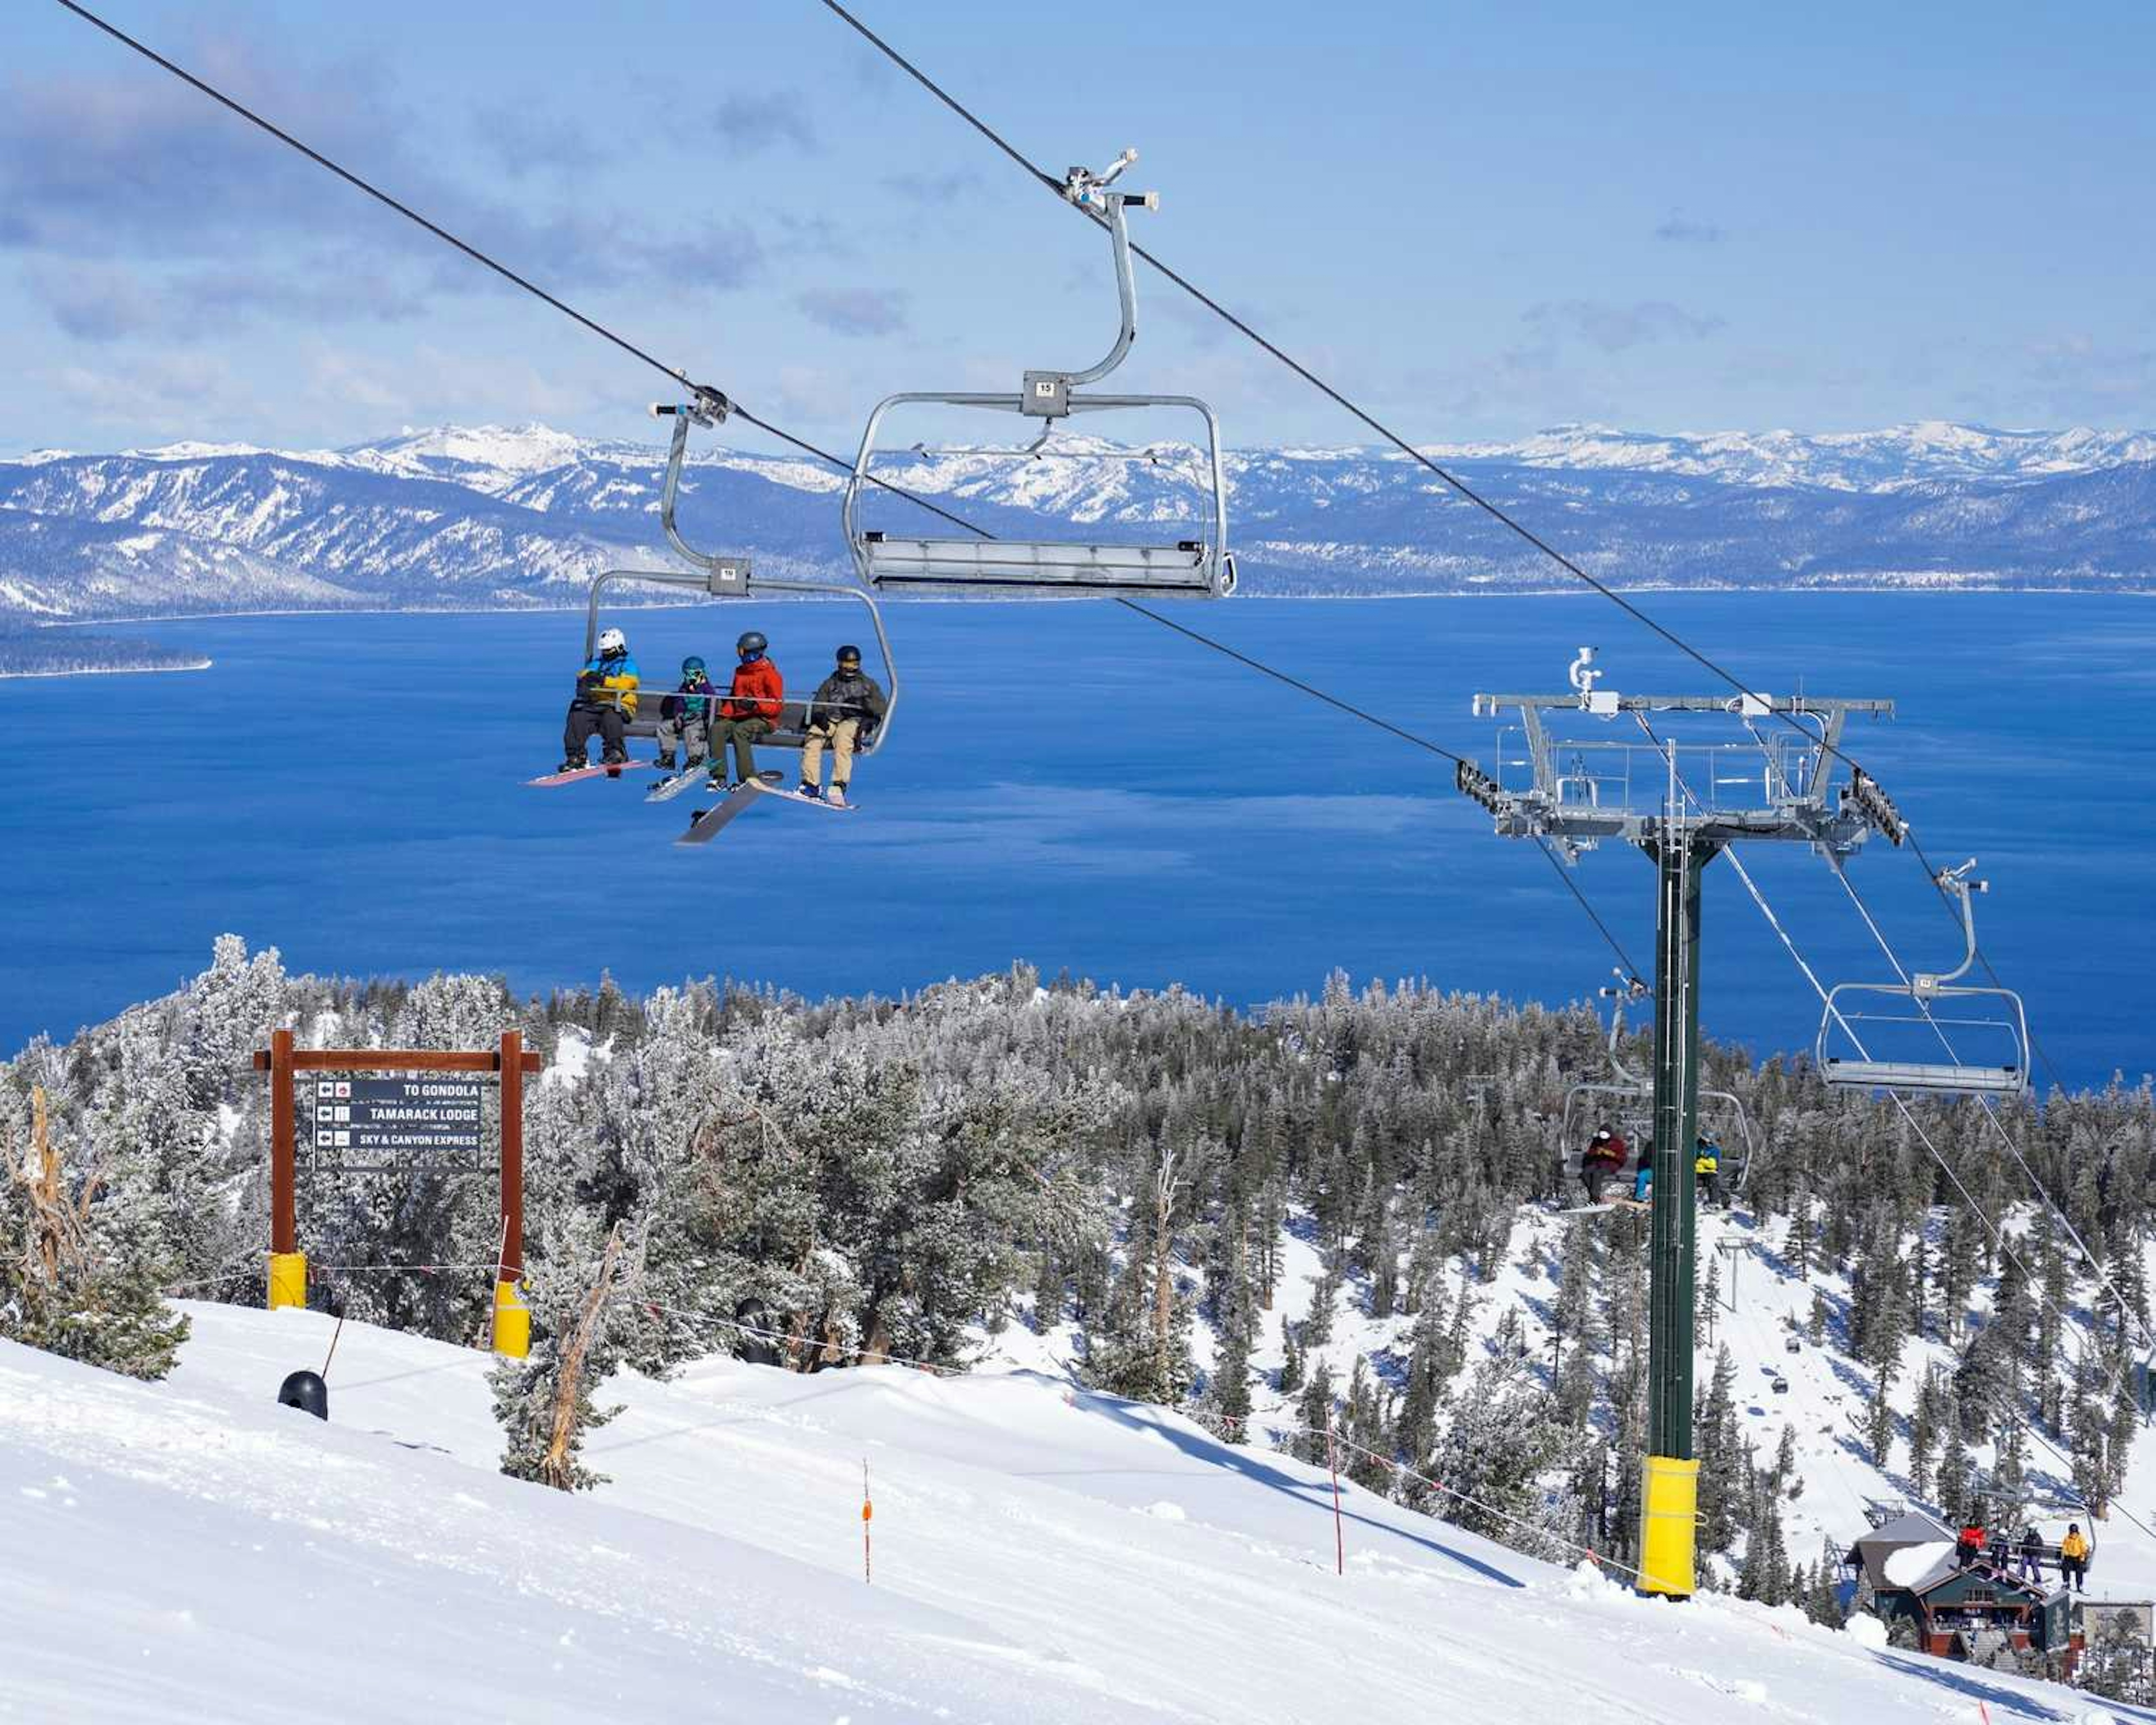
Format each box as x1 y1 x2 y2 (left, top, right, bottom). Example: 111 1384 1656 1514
277 1369 328 1421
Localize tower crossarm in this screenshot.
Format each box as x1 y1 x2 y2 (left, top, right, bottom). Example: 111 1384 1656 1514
1461 686 1894 856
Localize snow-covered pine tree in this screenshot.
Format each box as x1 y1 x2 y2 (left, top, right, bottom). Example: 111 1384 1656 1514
2 1081 189 1380
1693 1346 1745 1554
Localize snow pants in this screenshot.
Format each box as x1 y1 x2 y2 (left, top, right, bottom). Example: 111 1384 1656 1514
564 699 626 762
800 717 861 789
711 716 774 784
2062 1556 2088 1591
656 713 710 765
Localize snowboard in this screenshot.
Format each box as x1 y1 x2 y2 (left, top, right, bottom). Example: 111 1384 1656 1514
525 759 656 787
645 760 715 804
675 774 859 846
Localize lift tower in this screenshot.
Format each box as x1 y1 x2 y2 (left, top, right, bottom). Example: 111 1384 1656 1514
1459 651 1897 1598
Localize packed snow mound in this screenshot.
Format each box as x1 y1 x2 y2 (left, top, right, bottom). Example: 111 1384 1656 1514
1 1307 2140 1723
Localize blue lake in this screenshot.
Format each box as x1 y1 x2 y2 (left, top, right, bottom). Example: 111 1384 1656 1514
3 594 2149 1089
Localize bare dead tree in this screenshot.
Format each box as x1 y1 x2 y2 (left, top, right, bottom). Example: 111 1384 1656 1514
541 1221 624 1491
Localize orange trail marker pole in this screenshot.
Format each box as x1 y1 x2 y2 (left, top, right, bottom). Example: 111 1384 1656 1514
862 1458 874 1585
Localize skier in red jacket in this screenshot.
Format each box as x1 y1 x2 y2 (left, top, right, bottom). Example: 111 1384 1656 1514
708 630 785 790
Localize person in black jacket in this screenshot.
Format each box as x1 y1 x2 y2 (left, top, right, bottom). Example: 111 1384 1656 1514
797 644 887 807
2015 1525 2045 1585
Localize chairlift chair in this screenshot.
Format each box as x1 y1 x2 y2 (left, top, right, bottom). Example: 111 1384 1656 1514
1556 976 1760 1193
581 399 900 756
842 150 1237 599
1816 861 2031 1098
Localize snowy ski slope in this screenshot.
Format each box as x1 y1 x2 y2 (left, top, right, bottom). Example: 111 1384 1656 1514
4 1303 2149 1724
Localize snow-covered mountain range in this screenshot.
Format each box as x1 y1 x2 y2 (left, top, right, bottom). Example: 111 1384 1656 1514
3 419 2154 622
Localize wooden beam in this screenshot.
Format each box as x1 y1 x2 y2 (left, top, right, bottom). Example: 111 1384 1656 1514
253 1048 543 1074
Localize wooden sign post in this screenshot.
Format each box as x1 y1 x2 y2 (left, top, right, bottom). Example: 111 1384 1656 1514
252 1029 543 1356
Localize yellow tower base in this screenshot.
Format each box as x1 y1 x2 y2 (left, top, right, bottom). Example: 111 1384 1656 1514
267 1251 308 1312
491 1278 531 1358
1638 1454 1700 1598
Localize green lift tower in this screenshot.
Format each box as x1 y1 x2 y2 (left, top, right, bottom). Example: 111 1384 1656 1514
1458 649 1895 1596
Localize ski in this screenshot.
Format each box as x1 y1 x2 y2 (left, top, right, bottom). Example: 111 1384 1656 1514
525 760 656 787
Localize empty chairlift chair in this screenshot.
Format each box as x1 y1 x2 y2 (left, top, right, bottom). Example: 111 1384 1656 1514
581 396 899 757
1815 860 2030 1097
842 150 1237 599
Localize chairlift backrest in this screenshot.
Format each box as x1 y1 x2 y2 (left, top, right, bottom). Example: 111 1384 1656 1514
843 153 1237 600
579 405 901 757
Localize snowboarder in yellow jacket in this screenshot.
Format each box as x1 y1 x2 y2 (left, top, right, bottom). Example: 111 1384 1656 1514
560 627 641 771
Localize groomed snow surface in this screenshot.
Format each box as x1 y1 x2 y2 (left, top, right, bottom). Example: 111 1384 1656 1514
3 1306 2143 1724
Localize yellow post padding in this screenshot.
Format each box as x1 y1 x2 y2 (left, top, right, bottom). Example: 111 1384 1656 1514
1638 1454 1700 1598
267 1251 308 1312
491 1279 531 1359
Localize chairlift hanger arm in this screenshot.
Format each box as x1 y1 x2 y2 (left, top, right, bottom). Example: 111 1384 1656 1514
583 408 903 758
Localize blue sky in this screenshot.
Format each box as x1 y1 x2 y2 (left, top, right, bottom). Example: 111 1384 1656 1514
5 0 2153 456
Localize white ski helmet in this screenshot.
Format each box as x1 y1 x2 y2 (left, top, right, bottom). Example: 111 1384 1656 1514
597 627 628 656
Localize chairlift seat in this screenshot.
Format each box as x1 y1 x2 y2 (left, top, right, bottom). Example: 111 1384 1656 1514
858 531 1228 596
1820 1057 2026 1097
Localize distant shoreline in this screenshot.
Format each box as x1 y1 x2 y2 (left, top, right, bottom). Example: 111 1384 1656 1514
0 658 212 680
25 583 2154 632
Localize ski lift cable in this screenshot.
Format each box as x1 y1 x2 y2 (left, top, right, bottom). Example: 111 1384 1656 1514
809 0 1877 774
45 0 992 546
815 0 2085 1071
1826 852 2156 1361
49 0 1655 1094
39 0 1455 752
1718 842 2152 1529
1900 831 2076 1113
1638 703 2107 1394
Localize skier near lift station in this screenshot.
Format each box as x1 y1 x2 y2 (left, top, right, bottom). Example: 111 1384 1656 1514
561 626 640 771
708 631 784 791
797 643 887 807
656 655 719 772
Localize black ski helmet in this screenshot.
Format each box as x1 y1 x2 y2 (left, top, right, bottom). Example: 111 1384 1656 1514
835 644 862 665
736 631 768 655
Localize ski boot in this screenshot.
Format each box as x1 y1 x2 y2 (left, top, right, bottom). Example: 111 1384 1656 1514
797 781 821 801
